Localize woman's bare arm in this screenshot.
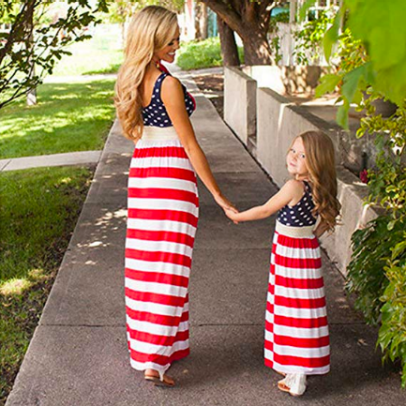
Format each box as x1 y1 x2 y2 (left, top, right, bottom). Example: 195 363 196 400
162 76 236 212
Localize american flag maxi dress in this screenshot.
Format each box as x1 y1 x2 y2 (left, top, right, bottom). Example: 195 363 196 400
124 70 197 379
264 181 330 375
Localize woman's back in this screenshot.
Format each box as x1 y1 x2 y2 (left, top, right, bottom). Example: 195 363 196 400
140 67 195 128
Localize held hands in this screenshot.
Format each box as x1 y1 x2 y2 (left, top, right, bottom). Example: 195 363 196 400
225 207 240 224
214 193 237 212
213 193 239 223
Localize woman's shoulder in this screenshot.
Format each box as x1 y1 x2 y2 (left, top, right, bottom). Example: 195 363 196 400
161 75 185 102
161 74 182 89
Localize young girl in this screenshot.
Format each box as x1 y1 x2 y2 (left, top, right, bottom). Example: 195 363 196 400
226 131 341 396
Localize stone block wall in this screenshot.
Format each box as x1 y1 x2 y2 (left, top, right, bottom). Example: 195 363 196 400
224 67 257 145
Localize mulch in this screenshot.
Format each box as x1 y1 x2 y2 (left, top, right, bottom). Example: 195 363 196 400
192 73 224 118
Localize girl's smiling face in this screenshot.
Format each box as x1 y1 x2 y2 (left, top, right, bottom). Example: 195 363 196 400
153 26 180 64
286 137 309 179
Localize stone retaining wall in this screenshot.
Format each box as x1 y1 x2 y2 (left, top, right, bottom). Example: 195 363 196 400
224 67 257 145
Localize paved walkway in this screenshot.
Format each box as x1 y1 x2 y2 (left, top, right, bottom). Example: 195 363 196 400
0 151 102 172
5 68 406 406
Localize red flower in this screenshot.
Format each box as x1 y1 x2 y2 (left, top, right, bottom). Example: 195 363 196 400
360 169 368 184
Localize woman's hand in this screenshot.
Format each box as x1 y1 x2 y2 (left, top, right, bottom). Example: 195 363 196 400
225 208 240 224
214 193 238 214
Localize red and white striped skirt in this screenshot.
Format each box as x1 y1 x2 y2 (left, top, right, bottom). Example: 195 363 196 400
124 126 199 378
264 221 330 375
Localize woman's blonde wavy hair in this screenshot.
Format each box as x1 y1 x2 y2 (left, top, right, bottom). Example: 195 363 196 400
294 131 341 231
114 6 178 140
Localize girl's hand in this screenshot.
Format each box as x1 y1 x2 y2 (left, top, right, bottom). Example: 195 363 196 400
214 193 238 214
225 208 240 224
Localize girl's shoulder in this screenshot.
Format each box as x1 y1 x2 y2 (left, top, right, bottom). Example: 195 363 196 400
284 179 306 194
282 179 307 208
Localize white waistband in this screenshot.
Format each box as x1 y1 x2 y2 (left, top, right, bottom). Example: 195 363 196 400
142 125 179 141
275 221 315 238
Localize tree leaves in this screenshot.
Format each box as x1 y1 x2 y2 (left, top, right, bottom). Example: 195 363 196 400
345 0 406 105
315 74 341 98
298 0 317 22
323 10 341 61
0 0 107 109
307 0 406 125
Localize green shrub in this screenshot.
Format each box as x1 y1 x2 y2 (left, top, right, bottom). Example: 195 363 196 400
344 92 406 387
176 37 244 70
293 10 334 65
347 214 406 387
345 99 406 387
346 216 393 324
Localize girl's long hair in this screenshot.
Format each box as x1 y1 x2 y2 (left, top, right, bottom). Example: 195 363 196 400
114 6 178 140
298 131 341 231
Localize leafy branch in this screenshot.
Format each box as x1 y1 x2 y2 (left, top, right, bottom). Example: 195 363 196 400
0 0 109 109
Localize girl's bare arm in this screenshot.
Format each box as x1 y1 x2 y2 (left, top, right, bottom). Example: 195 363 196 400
226 180 301 223
313 220 329 238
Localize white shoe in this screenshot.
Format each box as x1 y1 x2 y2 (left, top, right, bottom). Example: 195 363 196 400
288 373 307 396
277 374 294 392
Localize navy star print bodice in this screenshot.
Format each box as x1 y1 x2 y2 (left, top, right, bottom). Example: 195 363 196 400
277 181 317 227
142 72 195 127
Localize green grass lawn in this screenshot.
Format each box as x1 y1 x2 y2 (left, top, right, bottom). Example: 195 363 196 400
52 24 124 76
0 166 93 405
53 48 123 76
177 37 244 70
0 78 116 159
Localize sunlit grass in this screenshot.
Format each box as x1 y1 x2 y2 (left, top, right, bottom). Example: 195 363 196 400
0 279 32 296
0 166 93 404
177 37 244 70
0 79 116 159
51 24 123 76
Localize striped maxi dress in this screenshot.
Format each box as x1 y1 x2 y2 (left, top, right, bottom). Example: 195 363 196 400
124 68 197 378
264 181 330 375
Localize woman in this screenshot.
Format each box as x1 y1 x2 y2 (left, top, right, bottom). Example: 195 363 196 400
115 6 236 387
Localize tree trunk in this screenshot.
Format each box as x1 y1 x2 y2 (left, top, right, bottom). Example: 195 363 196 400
26 3 36 106
200 3 208 39
121 22 125 46
194 2 202 40
202 0 275 66
119 5 126 46
218 17 240 66
240 28 273 65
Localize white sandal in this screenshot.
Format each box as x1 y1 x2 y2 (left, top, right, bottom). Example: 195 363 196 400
277 373 307 397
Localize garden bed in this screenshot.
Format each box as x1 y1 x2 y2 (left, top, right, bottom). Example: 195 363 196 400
192 72 224 118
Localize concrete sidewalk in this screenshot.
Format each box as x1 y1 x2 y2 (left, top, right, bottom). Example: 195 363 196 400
0 151 102 172
5 69 406 406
